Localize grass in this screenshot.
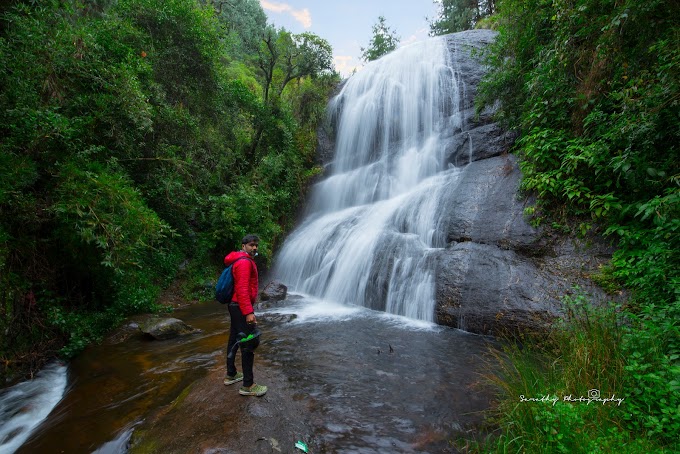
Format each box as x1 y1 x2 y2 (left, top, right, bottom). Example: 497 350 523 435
459 292 677 454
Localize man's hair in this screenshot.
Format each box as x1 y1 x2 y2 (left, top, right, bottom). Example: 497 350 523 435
241 234 260 244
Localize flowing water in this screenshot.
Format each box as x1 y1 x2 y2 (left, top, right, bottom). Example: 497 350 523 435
0 363 67 453
273 36 468 321
1 34 499 453
2 299 493 454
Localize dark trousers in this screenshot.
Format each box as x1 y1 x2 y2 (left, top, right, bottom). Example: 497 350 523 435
226 303 255 387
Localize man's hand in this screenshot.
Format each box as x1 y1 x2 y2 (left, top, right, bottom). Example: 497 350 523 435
246 313 257 325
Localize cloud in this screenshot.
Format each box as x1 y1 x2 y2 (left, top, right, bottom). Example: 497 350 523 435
290 9 312 28
260 1 312 28
400 26 430 47
334 55 362 78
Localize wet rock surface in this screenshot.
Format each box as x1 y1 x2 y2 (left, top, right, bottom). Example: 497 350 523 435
432 31 614 335
15 294 497 454
432 136 615 336
128 358 313 454
139 316 200 340
259 280 288 302
126 302 495 454
438 155 538 251
435 242 559 335
432 155 615 335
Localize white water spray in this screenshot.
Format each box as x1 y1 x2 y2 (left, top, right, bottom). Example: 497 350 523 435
274 37 468 321
0 362 67 454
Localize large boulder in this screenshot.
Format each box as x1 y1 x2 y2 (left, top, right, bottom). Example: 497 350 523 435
432 155 614 335
434 242 560 335
139 317 200 340
259 280 288 302
438 154 543 252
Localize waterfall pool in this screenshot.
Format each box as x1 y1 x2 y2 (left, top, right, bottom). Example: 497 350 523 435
5 297 495 453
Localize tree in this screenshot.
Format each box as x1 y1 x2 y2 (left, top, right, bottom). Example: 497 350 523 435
279 32 333 92
428 0 496 35
209 0 267 56
360 16 400 62
257 27 333 103
252 26 333 159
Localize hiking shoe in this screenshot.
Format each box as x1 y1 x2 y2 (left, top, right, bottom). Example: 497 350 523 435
223 372 243 385
239 383 267 396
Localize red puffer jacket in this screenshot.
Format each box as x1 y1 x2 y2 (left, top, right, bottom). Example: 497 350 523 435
224 251 258 315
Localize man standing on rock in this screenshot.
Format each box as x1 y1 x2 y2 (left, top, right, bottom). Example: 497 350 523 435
223 234 267 397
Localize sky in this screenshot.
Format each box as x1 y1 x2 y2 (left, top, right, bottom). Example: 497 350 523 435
258 0 440 77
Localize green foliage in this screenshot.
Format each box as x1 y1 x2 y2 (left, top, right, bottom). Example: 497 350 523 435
428 0 497 35
588 264 621 296
52 160 173 272
211 0 267 57
0 0 337 378
45 273 166 359
360 16 400 62
481 0 680 315
257 26 335 103
475 0 679 450
606 189 679 308
468 293 677 453
618 302 680 440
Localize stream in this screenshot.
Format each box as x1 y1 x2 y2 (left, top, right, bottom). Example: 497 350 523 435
2 296 495 453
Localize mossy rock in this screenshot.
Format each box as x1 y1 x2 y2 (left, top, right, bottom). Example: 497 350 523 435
139 317 200 340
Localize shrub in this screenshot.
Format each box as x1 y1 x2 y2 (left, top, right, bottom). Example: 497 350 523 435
471 293 675 453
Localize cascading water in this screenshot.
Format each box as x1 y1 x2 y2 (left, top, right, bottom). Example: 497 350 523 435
273 36 470 321
0 362 67 454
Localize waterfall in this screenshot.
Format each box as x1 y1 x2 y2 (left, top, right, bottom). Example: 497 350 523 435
273 36 468 322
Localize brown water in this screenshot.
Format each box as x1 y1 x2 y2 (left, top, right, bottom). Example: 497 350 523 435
14 296 495 453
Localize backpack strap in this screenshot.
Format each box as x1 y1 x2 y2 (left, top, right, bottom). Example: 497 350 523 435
231 255 252 269
230 256 253 279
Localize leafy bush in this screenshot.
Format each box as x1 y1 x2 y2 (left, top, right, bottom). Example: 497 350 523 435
619 303 680 440
474 0 679 450
52 160 173 273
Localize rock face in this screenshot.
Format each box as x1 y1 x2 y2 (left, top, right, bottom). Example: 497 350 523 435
431 155 557 335
428 31 615 335
435 242 556 334
139 317 200 340
435 232 617 336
